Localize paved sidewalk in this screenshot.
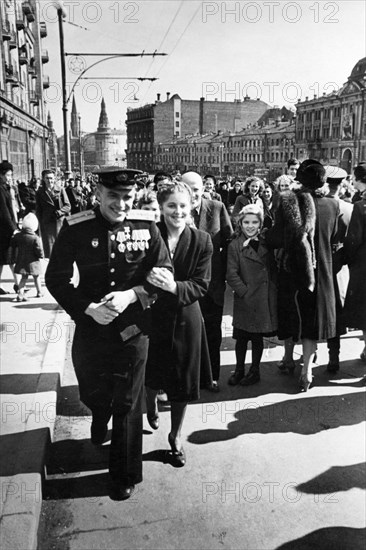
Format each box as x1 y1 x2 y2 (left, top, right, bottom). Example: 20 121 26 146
0 264 69 550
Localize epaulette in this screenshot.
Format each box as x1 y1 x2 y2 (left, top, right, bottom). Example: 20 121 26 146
126 209 156 222
67 210 96 226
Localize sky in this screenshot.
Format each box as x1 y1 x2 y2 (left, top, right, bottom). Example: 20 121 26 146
40 0 366 136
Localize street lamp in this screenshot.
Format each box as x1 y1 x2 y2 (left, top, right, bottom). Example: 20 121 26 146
54 1 71 178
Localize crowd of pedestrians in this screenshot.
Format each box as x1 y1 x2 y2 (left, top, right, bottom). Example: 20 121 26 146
1 157 365 500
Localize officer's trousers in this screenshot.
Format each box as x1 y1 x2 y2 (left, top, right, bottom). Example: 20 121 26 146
72 326 148 485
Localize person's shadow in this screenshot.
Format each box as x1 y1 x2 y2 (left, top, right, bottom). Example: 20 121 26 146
188 391 366 444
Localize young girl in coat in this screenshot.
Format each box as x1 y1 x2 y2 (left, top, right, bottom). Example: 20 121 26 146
226 204 277 386
9 213 44 302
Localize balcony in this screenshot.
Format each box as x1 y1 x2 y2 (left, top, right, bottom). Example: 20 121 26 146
43 75 50 89
2 18 11 40
19 48 29 65
5 63 19 85
29 90 39 104
28 58 36 76
41 49 49 64
22 2 35 22
16 18 25 31
40 21 47 38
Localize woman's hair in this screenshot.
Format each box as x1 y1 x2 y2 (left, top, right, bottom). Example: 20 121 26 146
243 176 264 195
234 204 264 237
137 190 158 208
156 181 193 205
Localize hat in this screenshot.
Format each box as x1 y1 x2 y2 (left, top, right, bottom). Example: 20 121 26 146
95 169 143 189
354 163 366 184
22 213 39 232
0 160 13 174
296 159 325 189
324 166 347 183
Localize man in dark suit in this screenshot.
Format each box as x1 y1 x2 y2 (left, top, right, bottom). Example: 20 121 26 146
36 170 71 258
181 171 233 391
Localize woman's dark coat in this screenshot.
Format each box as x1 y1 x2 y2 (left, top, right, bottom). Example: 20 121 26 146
36 186 71 258
145 223 213 401
343 198 366 330
0 183 16 264
266 190 339 340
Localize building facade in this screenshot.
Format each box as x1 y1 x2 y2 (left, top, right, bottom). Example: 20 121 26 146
295 57 366 172
0 0 50 180
126 93 270 172
154 116 295 180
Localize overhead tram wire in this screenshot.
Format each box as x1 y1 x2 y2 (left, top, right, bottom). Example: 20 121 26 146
140 1 203 103
142 0 185 78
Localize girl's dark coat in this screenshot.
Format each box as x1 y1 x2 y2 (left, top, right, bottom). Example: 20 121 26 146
226 235 278 334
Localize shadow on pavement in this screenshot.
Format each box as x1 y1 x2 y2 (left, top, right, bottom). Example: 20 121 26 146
296 462 366 494
188 391 366 444
0 373 60 394
0 428 50 476
276 526 366 549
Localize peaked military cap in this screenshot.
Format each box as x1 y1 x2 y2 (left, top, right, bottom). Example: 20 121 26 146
324 166 348 183
94 169 144 189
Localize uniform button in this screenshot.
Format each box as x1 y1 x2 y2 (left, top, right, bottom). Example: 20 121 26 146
110 235 116 241
110 268 115 273
110 281 116 287
111 253 115 259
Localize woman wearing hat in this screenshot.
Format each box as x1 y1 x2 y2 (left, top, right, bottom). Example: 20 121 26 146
343 163 366 362
0 161 17 294
266 160 339 391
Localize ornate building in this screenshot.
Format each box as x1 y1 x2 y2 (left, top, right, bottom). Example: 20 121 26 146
0 0 50 179
295 57 366 172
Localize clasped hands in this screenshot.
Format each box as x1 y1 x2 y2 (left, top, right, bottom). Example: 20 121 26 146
85 289 137 325
146 267 177 294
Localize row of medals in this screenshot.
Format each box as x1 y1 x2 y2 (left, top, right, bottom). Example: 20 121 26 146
116 228 150 253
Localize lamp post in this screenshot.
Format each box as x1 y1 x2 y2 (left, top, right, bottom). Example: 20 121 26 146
78 114 83 177
55 1 71 178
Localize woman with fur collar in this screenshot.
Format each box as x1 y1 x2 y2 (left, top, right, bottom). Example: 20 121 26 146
266 160 339 391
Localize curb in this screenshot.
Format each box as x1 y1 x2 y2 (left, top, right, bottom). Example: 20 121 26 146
0 304 69 550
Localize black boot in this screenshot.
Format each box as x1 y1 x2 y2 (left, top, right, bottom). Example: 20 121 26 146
240 367 260 386
228 369 245 386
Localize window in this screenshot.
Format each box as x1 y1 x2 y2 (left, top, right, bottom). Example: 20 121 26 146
175 121 179 128
175 112 179 118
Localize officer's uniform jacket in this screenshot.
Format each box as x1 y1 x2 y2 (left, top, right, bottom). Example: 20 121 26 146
45 207 172 338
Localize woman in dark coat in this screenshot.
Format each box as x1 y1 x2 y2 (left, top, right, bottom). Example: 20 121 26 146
343 164 366 361
266 161 339 391
145 181 213 466
36 170 71 258
0 161 17 294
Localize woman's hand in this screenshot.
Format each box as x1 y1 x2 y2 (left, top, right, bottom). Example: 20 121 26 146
147 267 177 294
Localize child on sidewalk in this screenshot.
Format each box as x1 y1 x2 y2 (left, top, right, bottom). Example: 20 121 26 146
226 204 278 386
9 213 44 302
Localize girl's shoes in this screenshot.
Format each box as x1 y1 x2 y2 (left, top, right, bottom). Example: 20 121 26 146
36 292 44 298
16 295 28 302
299 373 313 392
277 359 296 375
228 370 244 385
240 370 260 386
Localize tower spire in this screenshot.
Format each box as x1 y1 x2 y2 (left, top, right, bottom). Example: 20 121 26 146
97 98 110 133
71 96 79 138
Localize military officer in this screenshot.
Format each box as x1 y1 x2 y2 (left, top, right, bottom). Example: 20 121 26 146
45 169 172 500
